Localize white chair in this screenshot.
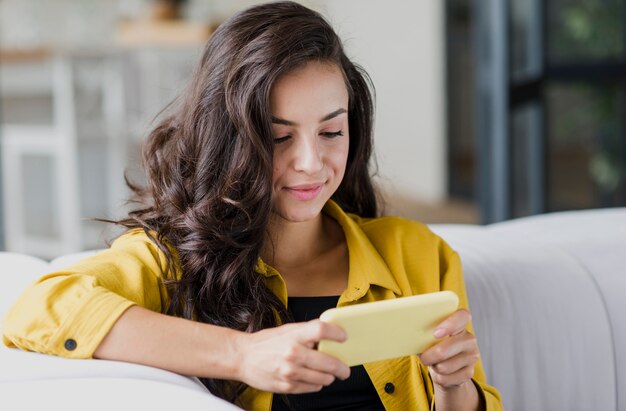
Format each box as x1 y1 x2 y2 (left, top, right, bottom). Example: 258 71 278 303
1 52 127 259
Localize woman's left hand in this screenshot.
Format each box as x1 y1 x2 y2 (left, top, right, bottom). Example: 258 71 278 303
418 309 480 390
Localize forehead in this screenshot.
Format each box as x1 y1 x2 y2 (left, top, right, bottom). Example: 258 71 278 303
270 62 349 117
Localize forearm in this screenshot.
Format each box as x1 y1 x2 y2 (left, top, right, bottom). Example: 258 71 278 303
94 305 244 380
434 380 483 411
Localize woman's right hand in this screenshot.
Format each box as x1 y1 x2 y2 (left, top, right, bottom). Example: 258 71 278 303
233 320 351 394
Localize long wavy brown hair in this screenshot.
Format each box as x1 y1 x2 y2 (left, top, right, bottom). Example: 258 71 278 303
114 1 377 402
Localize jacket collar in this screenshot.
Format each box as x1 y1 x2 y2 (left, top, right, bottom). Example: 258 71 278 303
256 200 402 302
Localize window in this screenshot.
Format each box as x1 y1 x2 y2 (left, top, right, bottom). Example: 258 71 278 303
447 0 626 223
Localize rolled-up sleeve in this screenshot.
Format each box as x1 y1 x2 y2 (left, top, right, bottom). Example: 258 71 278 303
2 230 174 358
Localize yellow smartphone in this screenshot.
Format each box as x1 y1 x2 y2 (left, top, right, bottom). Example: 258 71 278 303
317 291 459 366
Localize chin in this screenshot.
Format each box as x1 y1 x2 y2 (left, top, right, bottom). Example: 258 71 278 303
273 201 325 223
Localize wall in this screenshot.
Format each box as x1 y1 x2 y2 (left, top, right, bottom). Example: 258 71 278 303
189 0 448 213
321 0 447 209
1 0 448 221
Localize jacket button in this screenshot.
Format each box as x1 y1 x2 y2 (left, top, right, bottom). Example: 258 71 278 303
64 339 77 351
384 382 395 394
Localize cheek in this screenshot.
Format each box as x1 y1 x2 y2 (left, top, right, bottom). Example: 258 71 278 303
335 139 350 172
272 159 283 185
323 143 349 185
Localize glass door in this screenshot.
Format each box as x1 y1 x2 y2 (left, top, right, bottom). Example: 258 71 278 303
449 0 626 223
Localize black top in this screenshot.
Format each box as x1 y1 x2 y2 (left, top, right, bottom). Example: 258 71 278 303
271 296 386 411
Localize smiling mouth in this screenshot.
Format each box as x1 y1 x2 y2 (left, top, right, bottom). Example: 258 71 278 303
284 183 324 200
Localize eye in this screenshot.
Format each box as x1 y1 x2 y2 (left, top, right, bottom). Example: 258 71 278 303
321 130 344 138
274 135 291 144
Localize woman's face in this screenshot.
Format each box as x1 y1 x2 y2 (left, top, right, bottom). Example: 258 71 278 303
269 62 350 223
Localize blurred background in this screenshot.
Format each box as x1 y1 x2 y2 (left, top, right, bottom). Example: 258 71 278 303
0 0 624 259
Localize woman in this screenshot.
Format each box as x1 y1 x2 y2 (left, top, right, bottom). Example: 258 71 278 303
3 2 502 410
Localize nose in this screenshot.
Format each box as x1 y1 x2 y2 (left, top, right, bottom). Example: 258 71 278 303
293 135 323 174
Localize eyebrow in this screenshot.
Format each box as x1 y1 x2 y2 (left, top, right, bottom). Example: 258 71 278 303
271 108 347 126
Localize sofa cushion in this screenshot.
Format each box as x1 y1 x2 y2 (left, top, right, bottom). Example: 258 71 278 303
431 208 626 411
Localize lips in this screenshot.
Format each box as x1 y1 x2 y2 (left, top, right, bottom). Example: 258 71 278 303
287 183 324 190
284 182 324 201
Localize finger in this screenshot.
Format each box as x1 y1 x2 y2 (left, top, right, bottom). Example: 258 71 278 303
277 334 350 380
303 348 351 380
429 350 479 376
419 331 478 366
428 364 475 388
279 365 337 387
433 309 472 339
274 380 324 394
296 320 348 347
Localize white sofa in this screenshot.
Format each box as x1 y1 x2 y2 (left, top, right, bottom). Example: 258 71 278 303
1 208 625 411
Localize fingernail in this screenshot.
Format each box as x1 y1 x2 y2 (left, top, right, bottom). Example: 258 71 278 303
433 328 446 338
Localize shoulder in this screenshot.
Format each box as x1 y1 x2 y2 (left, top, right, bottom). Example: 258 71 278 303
347 213 460 279
332 204 463 294
111 228 160 252
350 213 448 251
108 229 180 279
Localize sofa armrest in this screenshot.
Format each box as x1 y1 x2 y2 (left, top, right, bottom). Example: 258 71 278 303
0 343 241 409
0 378 240 410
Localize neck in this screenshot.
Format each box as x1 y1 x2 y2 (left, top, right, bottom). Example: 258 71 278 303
262 212 337 269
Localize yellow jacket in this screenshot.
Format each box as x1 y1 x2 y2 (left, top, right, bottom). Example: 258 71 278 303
3 200 502 410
